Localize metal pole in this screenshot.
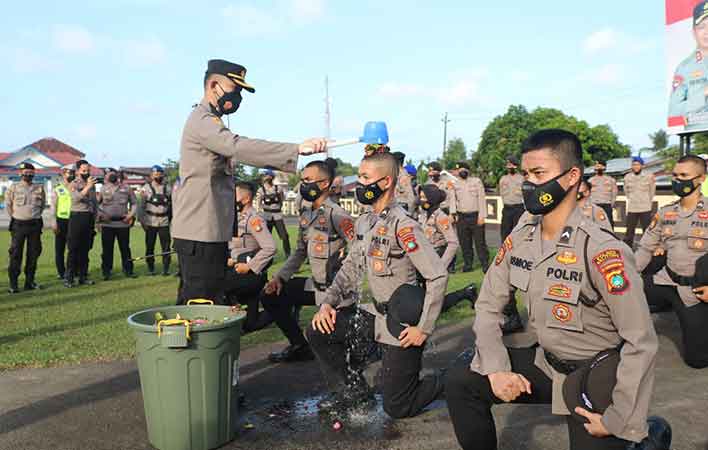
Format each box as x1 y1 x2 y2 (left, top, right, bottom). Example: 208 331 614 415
442 112 450 154
686 133 692 154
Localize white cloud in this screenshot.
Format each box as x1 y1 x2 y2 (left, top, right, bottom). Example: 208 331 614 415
52 24 95 53
583 28 618 53
582 27 653 55
583 64 625 85
290 0 325 23
121 37 167 67
377 72 485 106
4 47 58 73
435 79 480 105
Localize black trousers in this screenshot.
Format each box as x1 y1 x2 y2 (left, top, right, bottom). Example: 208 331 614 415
643 275 708 368
445 346 630 450
8 219 43 285
456 212 489 272
500 204 524 241
54 217 69 277
223 269 270 333
266 217 291 256
144 226 171 272
67 212 95 281
596 203 614 229
261 277 316 346
101 227 134 275
623 211 652 248
174 238 228 305
307 307 442 419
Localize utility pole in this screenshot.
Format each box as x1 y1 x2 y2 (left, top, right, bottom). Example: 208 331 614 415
442 112 451 154
324 76 332 157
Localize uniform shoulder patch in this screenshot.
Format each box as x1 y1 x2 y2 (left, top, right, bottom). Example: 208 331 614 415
592 248 629 295
495 236 512 265
437 215 450 230
397 225 419 253
250 216 263 232
648 213 659 230
339 218 355 241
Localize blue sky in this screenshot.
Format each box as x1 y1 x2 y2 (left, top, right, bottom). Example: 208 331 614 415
0 1 668 168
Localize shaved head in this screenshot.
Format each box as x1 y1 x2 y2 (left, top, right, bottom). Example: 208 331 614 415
677 154 707 175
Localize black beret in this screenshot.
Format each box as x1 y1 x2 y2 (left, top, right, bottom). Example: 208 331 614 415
206 59 255 93
563 348 619 424
18 162 35 170
427 161 442 171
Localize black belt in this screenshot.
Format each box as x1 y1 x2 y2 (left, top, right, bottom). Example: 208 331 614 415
457 211 478 217
145 210 169 217
544 350 591 375
373 301 388 315
504 203 524 208
666 266 694 287
312 280 329 292
264 208 282 213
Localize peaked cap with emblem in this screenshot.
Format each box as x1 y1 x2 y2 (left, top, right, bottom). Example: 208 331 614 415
18 162 35 170
206 59 256 93
695 0 708 26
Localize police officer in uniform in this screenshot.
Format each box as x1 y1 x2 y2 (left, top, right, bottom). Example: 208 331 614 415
577 180 613 230
51 166 75 280
498 156 525 240
98 168 138 280
138 165 172 276
6 163 46 293
171 59 326 305
329 174 344 205
635 154 708 369
449 161 489 272
262 159 355 363
425 161 454 214
224 181 276 333
588 160 617 229
419 184 477 311
623 156 655 248
66 159 98 287
308 151 448 419
668 1 708 124
445 129 659 450
392 151 417 214
256 169 291 257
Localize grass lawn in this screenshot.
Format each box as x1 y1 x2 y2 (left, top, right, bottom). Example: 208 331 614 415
0 226 486 370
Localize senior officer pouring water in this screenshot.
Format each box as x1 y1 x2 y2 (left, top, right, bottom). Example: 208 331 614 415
171 59 327 304
445 130 661 450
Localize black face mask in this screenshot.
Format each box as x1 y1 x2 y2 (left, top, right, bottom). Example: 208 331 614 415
300 180 326 202
596 169 605 176
355 177 386 205
66 174 76 183
522 169 572 215
235 201 245 213
632 169 642 175
22 174 34 183
80 173 90 181
459 170 469 179
154 176 164 184
430 174 440 182
216 84 242 115
672 176 700 197
508 168 516 174
107 174 118 183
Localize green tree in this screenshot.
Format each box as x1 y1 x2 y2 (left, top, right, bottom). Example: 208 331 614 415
331 157 358 177
649 129 668 151
163 158 179 184
442 138 467 169
472 105 630 186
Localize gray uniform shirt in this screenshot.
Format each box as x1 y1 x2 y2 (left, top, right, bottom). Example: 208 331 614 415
229 208 276 275
171 100 299 243
471 209 657 443
6 182 45 220
255 183 285 221
623 172 655 213
426 175 455 210
395 172 418 213
635 198 708 307
579 202 613 231
138 181 170 228
449 176 486 215
419 207 459 267
589 174 618 206
69 178 97 214
98 182 137 229
323 204 448 346
498 173 524 206
276 198 355 304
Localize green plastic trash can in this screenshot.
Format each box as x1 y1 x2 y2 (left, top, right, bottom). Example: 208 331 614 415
127 299 246 450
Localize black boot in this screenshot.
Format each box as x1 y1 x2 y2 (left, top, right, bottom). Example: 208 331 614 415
64 272 75 288
501 295 523 335
79 277 95 286
8 278 19 294
268 343 315 363
24 279 41 290
627 416 672 450
147 265 156 276
441 283 478 313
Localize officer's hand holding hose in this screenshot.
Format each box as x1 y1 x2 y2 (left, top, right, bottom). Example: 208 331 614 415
312 303 337 334
488 372 532 403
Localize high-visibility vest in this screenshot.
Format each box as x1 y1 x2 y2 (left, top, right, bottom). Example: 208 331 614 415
55 184 72 219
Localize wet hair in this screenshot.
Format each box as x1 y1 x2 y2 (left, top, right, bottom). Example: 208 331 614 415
75 159 89 170
677 154 707 174
235 181 256 198
521 129 583 172
362 152 399 187
305 158 337 183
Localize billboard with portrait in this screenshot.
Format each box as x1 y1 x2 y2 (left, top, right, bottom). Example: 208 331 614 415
667 0 708 134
